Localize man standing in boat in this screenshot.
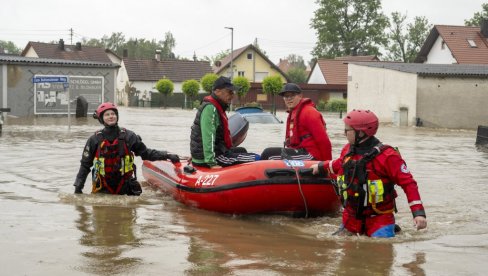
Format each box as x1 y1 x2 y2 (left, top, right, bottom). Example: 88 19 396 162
261 83 332 161
190 76 259 169
73 102 180 195
310 109 427 237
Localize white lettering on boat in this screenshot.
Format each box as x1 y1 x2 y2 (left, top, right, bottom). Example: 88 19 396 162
284 160 305 167
195 175 220 186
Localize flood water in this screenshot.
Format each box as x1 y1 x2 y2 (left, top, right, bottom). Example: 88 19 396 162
1 107 487 275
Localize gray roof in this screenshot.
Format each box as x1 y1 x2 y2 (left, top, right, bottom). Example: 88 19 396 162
352 62 488 77
0 54 118 68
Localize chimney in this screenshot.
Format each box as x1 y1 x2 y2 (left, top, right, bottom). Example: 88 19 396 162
481 18 488 37
75 42 82 51
155 49 161 61
123 49 128 58
58 39 65 50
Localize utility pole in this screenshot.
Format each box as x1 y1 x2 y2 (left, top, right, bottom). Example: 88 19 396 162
70 28 73 45
225 27 234 80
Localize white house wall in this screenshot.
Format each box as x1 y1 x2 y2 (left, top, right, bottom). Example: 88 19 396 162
417 77 488 129
347 64 418 125
307 65 327 84
425 36 457 64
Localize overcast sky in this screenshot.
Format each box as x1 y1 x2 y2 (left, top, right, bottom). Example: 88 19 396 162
1 0 486 63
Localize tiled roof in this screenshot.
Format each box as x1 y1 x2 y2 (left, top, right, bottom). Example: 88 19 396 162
123 58 212 82
312 55 379 85
353 62 488 77
0 54 117 67
277 59 292 73
21 41 113 63
415 25 488 64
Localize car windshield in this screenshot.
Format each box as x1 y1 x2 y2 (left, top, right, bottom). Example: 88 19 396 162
244 114 281 124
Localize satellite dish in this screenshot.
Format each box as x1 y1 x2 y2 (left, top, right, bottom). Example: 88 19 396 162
215 61 222 67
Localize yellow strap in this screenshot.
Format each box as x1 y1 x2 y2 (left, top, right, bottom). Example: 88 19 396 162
371 191 395 214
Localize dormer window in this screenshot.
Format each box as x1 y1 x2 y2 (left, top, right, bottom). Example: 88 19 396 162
467 39 477 48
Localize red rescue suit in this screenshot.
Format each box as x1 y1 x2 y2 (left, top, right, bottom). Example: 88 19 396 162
285 98 332 160
320 142 425 236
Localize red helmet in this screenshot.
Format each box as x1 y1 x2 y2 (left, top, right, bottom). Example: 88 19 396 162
343 109 378 136
95 102 118 124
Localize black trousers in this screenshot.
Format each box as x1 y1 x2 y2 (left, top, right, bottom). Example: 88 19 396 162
260 147 314 160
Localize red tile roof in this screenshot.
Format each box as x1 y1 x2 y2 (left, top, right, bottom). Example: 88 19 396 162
123 58 212 82
21 41 113 63
416 25 488 64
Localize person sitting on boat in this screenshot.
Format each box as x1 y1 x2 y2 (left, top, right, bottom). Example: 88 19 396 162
73 102 180 195
260 83 332 161
310 109 427 238
190 76 259 169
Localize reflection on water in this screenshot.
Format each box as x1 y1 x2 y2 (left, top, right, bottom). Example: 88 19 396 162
75 205 141 275
1 107 487 275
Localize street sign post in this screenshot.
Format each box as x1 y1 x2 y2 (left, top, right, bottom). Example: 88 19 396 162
32 75 71 130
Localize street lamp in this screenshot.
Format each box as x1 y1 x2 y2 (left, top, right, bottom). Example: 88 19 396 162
225 27 234 79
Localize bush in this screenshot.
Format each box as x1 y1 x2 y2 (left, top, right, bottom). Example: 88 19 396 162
192 100 201 109
325 98 347 112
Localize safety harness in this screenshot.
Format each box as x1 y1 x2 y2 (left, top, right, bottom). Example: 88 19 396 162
338 143 397 219
91 128 135 194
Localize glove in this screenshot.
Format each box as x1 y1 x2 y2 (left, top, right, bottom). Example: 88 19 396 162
74 178 84 194
167 154 180 164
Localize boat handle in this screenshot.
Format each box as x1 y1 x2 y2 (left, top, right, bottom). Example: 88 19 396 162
265 168 314 178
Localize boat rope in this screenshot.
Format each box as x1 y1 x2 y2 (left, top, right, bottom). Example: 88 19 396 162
294 168 309 218
281 147 309 218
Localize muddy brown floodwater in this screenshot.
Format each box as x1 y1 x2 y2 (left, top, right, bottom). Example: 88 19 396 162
1 107 487 275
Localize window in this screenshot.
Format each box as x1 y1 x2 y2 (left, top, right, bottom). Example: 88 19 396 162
467 39 477 48
238 71 245 77
247 52 253 59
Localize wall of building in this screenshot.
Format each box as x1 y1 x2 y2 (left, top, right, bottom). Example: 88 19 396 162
425 36 457 64
1 64 116 117
347 64 418 125
417 77 488 129
307 66 327 84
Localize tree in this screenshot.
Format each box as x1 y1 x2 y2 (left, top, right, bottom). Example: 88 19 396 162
202 50 231 66
286 54 307 70
287 67 308 83
182 79 200 109
262 75 283 115
0 40 21 54
465 3 488 26
160 32 176 59
200 73 219 94
310 0 389 58
155 78 174 108
385 12 431 62
232 76 251 106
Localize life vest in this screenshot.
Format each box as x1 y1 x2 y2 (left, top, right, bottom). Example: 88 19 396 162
285 98 323 147
91 128 135 194
337 143 397 218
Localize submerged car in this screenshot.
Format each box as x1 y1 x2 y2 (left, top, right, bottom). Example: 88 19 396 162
234 106 282 124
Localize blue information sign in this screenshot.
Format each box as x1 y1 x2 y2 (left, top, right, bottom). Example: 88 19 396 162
32 76 68 83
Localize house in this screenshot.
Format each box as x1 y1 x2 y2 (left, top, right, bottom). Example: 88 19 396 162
0 54 118 117
307 55 379 100
117 53 212 107
213 44 289 82
21 39 121 65
415 22 488 64
347 62 488 129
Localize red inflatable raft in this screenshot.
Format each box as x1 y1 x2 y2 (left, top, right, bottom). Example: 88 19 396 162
142 159 341 216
